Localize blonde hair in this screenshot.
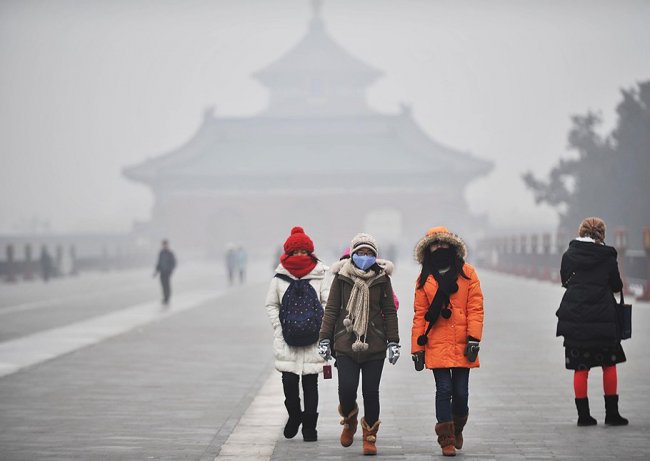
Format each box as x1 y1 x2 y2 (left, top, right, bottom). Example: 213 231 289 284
578 217 606 243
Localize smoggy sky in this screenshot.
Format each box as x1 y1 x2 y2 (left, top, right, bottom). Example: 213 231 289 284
1 0 649 234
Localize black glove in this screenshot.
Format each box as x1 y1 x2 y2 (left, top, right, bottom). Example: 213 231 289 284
464 338 480 363
412 351 424 371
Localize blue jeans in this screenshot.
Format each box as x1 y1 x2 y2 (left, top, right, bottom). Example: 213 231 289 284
432 368 470 422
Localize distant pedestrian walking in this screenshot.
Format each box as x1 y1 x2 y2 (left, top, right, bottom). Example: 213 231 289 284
555 217 629 426
154 240 176 305
319 233 400 456
39 245 53 282
225 244 237 285
265 227 331 442
411 227 484 457
236 245 247 283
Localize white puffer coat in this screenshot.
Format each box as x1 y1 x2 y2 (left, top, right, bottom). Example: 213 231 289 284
265 261 332 375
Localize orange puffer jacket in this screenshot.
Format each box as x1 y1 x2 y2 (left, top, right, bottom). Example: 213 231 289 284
411 263 484 369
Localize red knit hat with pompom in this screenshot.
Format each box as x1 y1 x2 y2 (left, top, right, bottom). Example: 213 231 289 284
283 226 314 254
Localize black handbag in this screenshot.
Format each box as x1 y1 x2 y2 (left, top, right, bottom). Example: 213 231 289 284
616 291 632 340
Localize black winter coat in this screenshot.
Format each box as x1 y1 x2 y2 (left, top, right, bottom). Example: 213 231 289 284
555 240 623 346
156 249 176 274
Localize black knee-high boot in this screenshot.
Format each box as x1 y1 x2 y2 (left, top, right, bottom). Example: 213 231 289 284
604 395 628 426
575 398 597 426
301 413 318 442
282 372 303 438
283 398 303 438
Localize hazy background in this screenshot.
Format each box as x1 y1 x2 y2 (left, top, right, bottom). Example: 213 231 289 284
1 0 649 234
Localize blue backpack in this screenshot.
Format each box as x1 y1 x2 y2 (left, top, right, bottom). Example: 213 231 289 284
275 273 324 347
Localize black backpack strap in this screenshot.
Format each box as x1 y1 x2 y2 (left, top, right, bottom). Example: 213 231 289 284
274 273 294 283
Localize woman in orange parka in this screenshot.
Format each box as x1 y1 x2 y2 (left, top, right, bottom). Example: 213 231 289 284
411 227 484 457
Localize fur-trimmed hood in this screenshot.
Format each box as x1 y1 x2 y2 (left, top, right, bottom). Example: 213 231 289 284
414 226 467 263
330 258 394 276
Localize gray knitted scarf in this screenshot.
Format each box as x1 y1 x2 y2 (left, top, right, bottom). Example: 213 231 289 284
339 259 382 352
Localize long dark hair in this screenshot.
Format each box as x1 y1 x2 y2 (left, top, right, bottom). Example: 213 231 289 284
417 250 470 289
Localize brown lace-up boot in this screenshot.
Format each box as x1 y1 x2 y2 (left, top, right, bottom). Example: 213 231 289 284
338 404 359 447
435 421 456 457
360 417 380 456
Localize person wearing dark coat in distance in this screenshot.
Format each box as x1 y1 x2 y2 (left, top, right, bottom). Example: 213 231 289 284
556 217 628 427
154 240 176 305
39 245 53 282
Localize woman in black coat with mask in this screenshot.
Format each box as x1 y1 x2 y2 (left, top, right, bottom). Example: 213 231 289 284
556 217 628 427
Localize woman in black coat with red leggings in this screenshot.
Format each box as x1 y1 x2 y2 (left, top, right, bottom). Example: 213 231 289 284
556 217 628 426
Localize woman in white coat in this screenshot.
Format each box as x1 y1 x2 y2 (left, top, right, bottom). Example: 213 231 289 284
265 226 331 442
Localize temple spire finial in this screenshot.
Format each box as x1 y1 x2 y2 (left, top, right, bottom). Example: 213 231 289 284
309 0 324 30
312 0 322 18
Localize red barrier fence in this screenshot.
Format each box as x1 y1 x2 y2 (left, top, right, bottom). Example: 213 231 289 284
476 227 650 301
0 241 152 283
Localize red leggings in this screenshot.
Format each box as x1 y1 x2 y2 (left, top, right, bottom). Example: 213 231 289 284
574 366 617 398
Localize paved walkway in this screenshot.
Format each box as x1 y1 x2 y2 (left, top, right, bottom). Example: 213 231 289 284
0 290 221 377
0 260 648 460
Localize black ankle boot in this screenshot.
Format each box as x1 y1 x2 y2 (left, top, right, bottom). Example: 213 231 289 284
283 399 303 438
604 395 629 426
301 413 318 442
575 398 597 426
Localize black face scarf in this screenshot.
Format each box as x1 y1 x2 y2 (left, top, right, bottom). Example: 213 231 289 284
417 250 459 346
428 247 456 270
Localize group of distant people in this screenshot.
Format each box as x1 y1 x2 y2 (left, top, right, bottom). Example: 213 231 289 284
38 246 74 281
225 244 248 285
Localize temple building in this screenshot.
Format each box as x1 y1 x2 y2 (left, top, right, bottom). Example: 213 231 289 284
123 2 492 258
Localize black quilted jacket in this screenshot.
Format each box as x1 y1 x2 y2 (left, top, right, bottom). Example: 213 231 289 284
555 240 623 346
